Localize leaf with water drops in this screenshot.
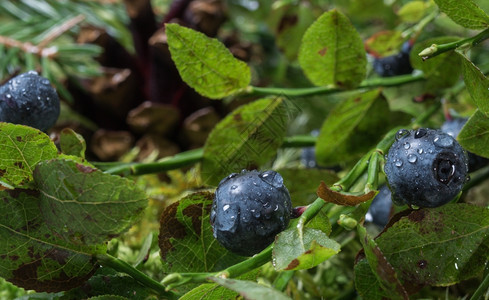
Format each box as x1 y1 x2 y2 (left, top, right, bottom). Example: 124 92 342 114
376 204 489 288
165 23 251 99
201 98 288 186
357 225 408 299
0 188 105 292
0 123 57 189
34 158 148 245
158 192 245 275
458 109 489 158
298 9 366 88
273 226 340 271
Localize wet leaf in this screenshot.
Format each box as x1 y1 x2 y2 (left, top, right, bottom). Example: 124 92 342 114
158 192 245 274
354 258 390 300
273 227 340 271
376 204 489 288
59 128 86 158
357 225 408 299
34 158 148 245
459 52 489 116
0 189 105 292
298 9 366 88
458 109 489 158
434 0 489 29
202 98 287 186
0 123 57 189
166 23 251 99
317 181 376 206
210 277 292 300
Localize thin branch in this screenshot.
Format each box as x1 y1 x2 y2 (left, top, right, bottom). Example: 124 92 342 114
38 14 86 48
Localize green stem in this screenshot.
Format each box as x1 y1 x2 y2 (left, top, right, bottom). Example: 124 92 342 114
273 270 295 291
419 27 489 59
96 253 179 299
102 135 317 176
470 270 489 300
331 151 373 192
463 166 489 192
246 73 425 98
365 151 381 193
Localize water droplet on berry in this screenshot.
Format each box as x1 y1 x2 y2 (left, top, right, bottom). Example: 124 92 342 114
259 170 283 188
418 148 423 154
41 79 50 85
433 135 453 148
395 159 403 167
408 154 417 163
404 142 411 150
414 128 427 138
223 204 230 211
27 70 38 75
274 204 279 211
5 94 11 99
231 185 237 190
395 129 410 140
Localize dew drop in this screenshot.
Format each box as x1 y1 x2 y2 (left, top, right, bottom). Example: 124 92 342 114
455 262 459 270
259 170 283 188
395 129 410 141
223 204 230 211
407 154 417 164
274 204 279 211
5 94 11 99
418 148 423 154
433 134 454 148
41 78 50 85
404 142 411 150
27 70 38 75
395 159 403 167
414 128 427 139
231 185 237 190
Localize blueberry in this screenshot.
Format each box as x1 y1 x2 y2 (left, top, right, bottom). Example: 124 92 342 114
441 118 489 172
373 41 413 77
210 170 292 256
0 71 60 131
365 185 392 227
384 128 468 208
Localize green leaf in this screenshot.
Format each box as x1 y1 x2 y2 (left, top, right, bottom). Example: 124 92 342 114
459 52 489 116
273 227 340 271
158 192 245 274
458 110 489 158
357 225 408 299
410 37 461 89
376 204 489 287
209 277 292 300
202 98 288 186
273 4 316 60
278 168 339 206
64 273 155 300
398 1 429 23
298 9 366 89
0 189 105 292
34 158 148 245
315 90 410 166
365 30 404 57
434 0 489 29
59 128 86 158
180 270 259 300
354 258 390 300
165 23 251 99
0 123 57 189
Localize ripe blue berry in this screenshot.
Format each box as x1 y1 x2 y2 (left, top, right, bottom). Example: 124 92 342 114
373 42 413 77
210 170 292 256
384 128 468 208
365 185 392 227
0 71 60 131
